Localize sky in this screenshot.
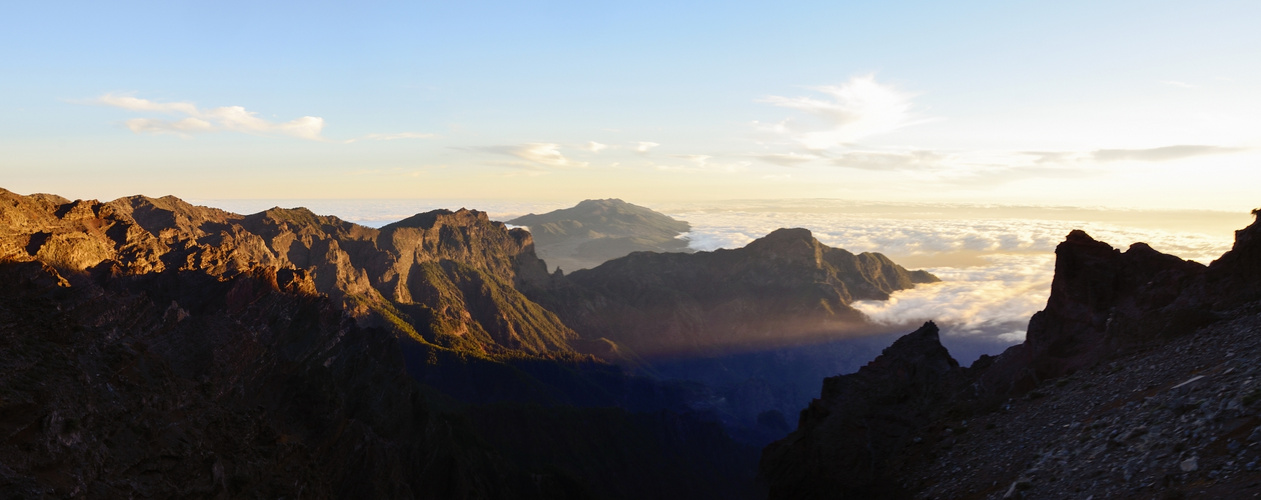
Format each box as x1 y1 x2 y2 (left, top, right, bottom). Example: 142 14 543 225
2 1 1260 212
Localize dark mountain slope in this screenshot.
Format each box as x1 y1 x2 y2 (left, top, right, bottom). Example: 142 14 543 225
0 188 761 498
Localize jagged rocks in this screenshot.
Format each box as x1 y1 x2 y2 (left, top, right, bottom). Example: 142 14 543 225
760 322 966 499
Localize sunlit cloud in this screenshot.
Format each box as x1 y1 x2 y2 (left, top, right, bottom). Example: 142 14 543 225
97 93 327 141
828 149 947 170
761 75 930 150
635 141 660 153
584 141 608 153
347 132 436 142
473 143 588 168
753 152 817 167
1092 145 1246 162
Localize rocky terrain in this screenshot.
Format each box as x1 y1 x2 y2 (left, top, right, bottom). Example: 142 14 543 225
762 208 1261 499
0 188 770 499
507 198 692 273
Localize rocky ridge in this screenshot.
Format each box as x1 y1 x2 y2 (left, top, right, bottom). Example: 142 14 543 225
530 227 939 359
0 188 766 499
761 208 1261 499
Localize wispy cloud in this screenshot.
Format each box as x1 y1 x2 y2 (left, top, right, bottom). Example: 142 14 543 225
97 93 327 141
828 150 946 170
635 141 660 153
583 141 608 153
760 75 929 150
347 132 436 142
752 152 818 167
1092 145 1245 162
473 143 588 168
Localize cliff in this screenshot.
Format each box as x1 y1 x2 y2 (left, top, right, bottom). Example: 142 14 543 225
762 208 1261 498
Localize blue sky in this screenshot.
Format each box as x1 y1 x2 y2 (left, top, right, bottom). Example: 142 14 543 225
3 1 1259 210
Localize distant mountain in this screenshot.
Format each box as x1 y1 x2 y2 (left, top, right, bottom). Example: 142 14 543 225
528 227 939 359
761 208 1261 498
507 198 691 272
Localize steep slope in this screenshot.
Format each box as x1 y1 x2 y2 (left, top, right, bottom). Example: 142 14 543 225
0 260 571 499
530 227 939 359
507 198 692 272
0 188 762 498
762 208 1261 498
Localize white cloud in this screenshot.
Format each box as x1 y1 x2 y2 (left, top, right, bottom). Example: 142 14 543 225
584 141 608 153
474 143 588 168
761 75 928 150
97 93 327 141
348 132 436 142
828 149 946 170
124 117 213 134
753 152 817 167
1091 145 1246 162
635 141 660 153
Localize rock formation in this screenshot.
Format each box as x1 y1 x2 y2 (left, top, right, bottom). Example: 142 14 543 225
762 208 1261 499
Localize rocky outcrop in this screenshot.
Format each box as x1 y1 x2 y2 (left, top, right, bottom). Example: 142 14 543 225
760 322 967 499
529 227 939 358
763 208 1261 498
507 198 692 272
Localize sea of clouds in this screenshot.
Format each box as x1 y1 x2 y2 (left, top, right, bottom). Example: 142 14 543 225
656 200 1236 356
201 198 1240 357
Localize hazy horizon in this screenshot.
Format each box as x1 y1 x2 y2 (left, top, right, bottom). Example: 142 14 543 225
3 2 1260 212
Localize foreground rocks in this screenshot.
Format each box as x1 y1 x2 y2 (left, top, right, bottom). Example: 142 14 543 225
763 208 1261 499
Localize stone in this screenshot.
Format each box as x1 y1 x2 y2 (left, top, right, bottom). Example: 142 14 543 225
1180 457 1199 472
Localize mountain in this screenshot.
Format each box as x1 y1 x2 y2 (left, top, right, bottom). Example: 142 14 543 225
507 199 692 272
0 188 762 499
528 227 940 359
761 208 1261 499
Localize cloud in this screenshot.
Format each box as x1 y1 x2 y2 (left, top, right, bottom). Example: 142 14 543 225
663 201 1236 345
828 150 946 170
124 117 213 134
96 93 327 141
635 141 660 153
753 152 818 167
347 132 436 142
473 143 588 168
761 75 928 150
1091 145 1246 162
1161 80 1197 89
584 141 608 153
